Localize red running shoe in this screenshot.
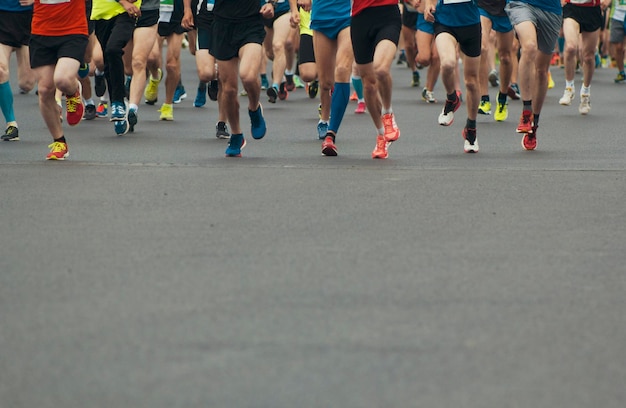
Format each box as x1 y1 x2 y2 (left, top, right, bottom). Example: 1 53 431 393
522 125 538 150
321 135 337 156
46 140 69 160
516 110 533 133
371 135 389 159
382 113 400 142
65 81 84 126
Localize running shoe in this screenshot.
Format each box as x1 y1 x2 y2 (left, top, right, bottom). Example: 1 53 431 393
216 121 230 139
46 140 68 160
110 101 126 121
438 91 461 126
249 104 266 139
488 69 499 87
494 99 508 122
317 121 328 140
382 112 400 142
285 74 295 91
321 135 337 156
478 100 491 115
294 75 305 88
95 73 106 97
96 102 108 118
371 134 389 159
208 80 219 101
159 103 173 121
307 80 319 99
350 91 358 101
507 83 520 100
128 108 137 132
548 71 555 89
278 82 288 100
516 110 533 133
115 119 129 135
225 134 246 157
614 71 625 83
1 125 19 141
522 126 537 151
462 127 479 153
421 88 436 103
559 87 574 106
83 104 97 120
65 82 84 126
194 83 207 107
411 71 420 87
144 68 162 105
579 93 591 115
354 101 366 114
267 86 278 103
173 83 187 104
78 62 90 79
260 75 269 90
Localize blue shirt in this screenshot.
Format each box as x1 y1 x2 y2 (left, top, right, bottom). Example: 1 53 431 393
311 0 351 22
0 0 32 12
435 0 480 27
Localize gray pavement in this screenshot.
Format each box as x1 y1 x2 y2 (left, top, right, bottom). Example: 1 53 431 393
1 50 625 408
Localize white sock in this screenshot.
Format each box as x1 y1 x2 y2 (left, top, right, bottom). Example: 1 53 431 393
581 85 590 95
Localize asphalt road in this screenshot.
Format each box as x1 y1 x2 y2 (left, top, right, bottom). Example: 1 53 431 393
1 49 625 408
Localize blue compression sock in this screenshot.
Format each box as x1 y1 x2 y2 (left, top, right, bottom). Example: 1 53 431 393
0 82 16 123
351 75 363 100
329 82 350 134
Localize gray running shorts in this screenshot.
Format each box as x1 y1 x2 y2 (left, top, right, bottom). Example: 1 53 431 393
505 1 562 55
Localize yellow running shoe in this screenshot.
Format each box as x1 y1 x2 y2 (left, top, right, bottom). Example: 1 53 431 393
478 100 491 115
159 103 173 121
144 68 162 105
548 70 555 89
494 100 508 122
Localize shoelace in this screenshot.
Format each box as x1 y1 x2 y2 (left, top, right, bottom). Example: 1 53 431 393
66 93 81 113
48 141 66 152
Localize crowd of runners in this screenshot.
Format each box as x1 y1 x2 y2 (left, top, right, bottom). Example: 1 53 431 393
0 0 623 160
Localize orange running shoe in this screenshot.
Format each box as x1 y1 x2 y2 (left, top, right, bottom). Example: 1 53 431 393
46 140 69 160
354 101 366 114
382 113 400 142
522 126 538 150
321 135 337 156
65 82 84 126
372 135 389 159
516 110 533 133
350 91 358 101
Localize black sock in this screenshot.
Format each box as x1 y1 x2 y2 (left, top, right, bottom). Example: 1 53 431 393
481 95 489 102
56 136 66 143
447 91 458 102
533 114 540 126
466 119 476 129
498 92 507 104
523 100 532 110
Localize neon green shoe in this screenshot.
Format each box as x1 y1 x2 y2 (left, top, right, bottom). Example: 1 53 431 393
478 100 491 115
144 68 162 105
494 100 508 122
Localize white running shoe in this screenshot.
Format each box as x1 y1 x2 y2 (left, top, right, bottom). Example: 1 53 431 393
579 93 591 115
559 87 574 106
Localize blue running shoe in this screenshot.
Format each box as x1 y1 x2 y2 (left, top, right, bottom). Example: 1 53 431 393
173 82 187 104
317 121 328 140
267 86 278 103
194 83 207 107
249 104 266 139
110 101 126 121
225 134 246 157
115 120 129 136
78 63 90 79
261 75 269 90
128 108 137 132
